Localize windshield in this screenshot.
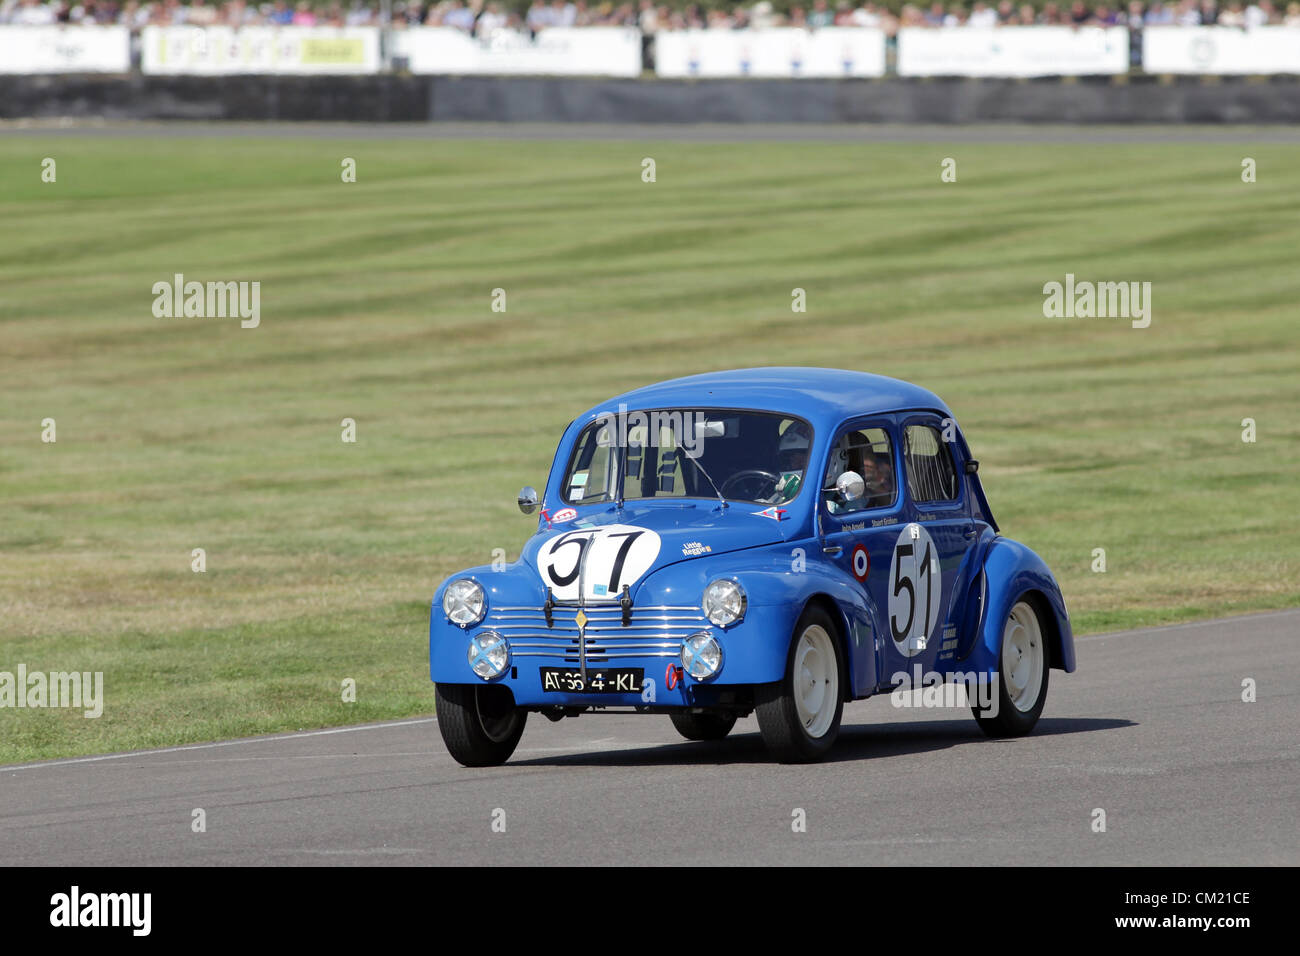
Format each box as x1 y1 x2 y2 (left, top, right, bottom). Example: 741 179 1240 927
561 409 812 506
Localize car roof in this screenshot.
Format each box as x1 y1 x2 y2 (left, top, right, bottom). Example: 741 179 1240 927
581 367 952 426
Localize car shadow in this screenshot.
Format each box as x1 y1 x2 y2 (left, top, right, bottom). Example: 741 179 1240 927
508 716 1137 768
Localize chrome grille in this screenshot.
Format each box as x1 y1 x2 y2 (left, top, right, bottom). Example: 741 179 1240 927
488 605 709 664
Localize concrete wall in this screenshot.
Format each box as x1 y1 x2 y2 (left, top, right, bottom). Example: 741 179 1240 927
4 74 1300 124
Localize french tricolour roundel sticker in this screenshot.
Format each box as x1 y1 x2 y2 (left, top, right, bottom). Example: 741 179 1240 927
538 524 662 603
851 544 870 582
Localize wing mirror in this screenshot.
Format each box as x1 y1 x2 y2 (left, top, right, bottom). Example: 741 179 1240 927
835 471 865 501
517 486 540 514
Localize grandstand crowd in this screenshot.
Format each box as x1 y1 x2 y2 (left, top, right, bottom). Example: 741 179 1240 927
4 0 1300 29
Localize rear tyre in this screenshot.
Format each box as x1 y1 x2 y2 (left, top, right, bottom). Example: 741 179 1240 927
755 605 845 763
435 682 527 767
669 711 737 741
972 596 1050 738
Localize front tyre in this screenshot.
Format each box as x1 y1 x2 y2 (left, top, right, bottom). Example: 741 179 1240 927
435 682 527 767
972 597 1050 738
756 606 845 762
669 711 737 741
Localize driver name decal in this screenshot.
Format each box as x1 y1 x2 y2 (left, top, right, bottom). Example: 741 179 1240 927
538 524 662 602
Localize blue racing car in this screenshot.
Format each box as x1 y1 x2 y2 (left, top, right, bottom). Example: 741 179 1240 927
431 367 1075 765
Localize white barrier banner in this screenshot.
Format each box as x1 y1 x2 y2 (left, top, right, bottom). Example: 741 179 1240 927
654 28 886 78
0 26 130 74
141 26 379 75
393 27 641 76
898 26 1129 77
1143 26 1300 74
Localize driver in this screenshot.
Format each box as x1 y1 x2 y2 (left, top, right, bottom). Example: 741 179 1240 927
859 450 895 505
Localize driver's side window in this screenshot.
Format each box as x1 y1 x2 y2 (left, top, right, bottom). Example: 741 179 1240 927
823 426 896 515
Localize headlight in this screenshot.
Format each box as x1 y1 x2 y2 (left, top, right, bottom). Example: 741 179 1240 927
702 578 746 628
443 578 486 627
681 630 723 680
467 630 509 680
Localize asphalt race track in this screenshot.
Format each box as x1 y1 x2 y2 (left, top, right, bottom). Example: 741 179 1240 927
2 609 1297 866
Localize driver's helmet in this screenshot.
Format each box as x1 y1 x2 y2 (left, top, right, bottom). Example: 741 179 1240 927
778 422 812 474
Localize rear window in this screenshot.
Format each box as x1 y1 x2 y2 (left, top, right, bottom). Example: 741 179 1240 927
903 424 958 503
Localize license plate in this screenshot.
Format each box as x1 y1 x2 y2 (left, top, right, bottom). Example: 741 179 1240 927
540 667 644 694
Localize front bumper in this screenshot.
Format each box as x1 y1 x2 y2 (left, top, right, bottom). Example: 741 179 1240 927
430 600 795 706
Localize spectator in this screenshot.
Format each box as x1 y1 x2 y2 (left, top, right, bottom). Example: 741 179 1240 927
1145 0 1175 20
524 0 549 29
808 0 833 26
444 0 475 28
968 0 998 24
11 0 1300 33
853 2 884 26
549 0 574 25
477 0 505 31
11 0 57 22
1243 0 1272 24
1218 0 1244 21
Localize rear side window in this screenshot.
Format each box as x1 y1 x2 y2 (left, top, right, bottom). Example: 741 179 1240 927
903 424 958 503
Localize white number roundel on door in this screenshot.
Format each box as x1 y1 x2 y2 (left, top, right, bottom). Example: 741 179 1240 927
887 523 942 658
538 524 662 603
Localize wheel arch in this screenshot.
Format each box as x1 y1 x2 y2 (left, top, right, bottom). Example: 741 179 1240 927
974 537 1076 674
799 593 855 702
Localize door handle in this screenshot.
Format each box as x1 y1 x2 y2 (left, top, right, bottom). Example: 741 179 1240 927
963 525 976 539
823 544 842 555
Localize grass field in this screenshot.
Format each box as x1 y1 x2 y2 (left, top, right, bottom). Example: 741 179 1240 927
1 132 1297 763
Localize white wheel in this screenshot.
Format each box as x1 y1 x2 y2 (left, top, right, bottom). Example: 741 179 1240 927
793 625 839 738
756 606 845 762
972 595 1051 738
1002 601 1045 713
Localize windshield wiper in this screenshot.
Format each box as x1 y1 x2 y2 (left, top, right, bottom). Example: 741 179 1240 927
673 435 728 511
